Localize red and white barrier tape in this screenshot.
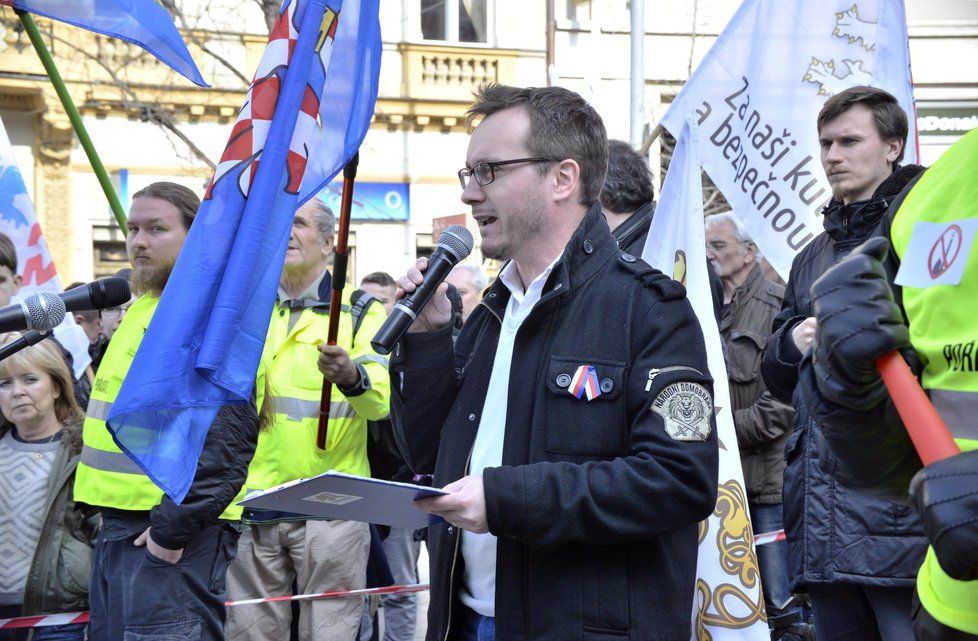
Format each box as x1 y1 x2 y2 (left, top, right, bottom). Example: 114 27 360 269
0 583 429 630
753 529 787 546
3 532 790 629
0 612 90 630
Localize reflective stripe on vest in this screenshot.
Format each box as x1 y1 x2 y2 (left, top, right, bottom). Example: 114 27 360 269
355 354 389 368
930 390 978 443
81 445 145 475
890 129 978 634
270 396 356 421
86 399 112 422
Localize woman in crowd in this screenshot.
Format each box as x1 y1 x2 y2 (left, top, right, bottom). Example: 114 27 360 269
0 334 96 641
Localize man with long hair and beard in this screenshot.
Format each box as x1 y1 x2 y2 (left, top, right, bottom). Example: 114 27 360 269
74 182 260 641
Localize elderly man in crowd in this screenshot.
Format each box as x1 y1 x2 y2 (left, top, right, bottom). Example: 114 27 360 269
706 212 795 620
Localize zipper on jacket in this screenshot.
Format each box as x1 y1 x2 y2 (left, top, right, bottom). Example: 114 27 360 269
443 445 475 641
644 365 705 391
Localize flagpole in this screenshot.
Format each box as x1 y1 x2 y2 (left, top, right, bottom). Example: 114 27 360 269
16 10 128 231
639 123 662 156
317 153 359 450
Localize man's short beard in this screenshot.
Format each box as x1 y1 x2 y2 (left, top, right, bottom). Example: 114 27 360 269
132 261 174 296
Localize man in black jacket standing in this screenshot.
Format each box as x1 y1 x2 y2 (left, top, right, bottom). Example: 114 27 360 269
391 84 718 641
760 86 927 640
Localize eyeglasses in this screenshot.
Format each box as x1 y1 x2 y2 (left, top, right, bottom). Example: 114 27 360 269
457 157 559 189
101 306 128 319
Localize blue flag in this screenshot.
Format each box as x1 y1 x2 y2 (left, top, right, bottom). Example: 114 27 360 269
4 0 207 86
106 0 382 501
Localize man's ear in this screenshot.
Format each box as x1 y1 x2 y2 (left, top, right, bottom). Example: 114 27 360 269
12 273 20 293
552 159 581 203
323 235 335 256
886 138 903 165
744 242 758 265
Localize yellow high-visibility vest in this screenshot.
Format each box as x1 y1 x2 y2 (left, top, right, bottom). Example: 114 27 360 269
225 287 391 521
890 127 978 635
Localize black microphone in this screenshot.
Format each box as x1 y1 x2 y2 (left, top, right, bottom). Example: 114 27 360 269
0 291 66 333
0 277 131 335
62 277 131 314
372 224 474 355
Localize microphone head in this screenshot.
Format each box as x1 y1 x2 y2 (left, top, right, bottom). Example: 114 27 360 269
437 225 474 262
24 291 67 332
90 277 133 308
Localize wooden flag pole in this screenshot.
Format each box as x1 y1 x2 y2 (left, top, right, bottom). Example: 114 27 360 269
317 153 358 449
16 10 128 231
639 124 663 156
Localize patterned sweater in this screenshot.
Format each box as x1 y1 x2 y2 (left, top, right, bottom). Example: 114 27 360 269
0 431 60 605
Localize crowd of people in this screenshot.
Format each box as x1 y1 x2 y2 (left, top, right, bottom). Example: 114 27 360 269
0 81 974 641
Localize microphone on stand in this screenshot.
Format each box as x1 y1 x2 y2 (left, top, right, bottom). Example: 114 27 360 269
0 291 66 334
371 225 474 355
0 277 132 362
62 277 132 314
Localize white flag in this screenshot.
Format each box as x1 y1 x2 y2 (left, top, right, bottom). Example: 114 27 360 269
0 115 91 376
660 0 916 278
643 117 768 641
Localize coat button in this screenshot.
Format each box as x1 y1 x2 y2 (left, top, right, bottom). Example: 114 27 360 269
621 253 636 263
468 413 476 421
447 525 455 534
600 378 613 393
583 239 594 254
556 373 571 387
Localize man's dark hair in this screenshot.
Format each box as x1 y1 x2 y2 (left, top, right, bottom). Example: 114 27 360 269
131 182 200 230
817 86 908 165
360 271 395 288
467 84 608 207
0 233 16 274
600 140 655 213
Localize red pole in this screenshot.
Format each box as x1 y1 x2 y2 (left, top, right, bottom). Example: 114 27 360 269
317 154 358 449
876 351 961 465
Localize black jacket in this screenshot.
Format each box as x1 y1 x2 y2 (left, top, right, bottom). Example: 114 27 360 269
392 205 718 641
760 166 928 589
801 174 926 497
147 402 259 549
612 201 655 257
611 201 725 323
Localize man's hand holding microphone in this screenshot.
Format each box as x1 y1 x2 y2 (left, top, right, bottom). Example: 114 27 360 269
375 225 489 531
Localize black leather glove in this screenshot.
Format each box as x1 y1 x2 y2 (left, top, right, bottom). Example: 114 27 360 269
810 237 910 410
910 449 978 581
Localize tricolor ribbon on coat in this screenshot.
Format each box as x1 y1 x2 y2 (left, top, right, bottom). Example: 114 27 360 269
568 365 601 401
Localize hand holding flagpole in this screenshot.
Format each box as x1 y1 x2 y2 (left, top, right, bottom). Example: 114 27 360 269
318 154 359 449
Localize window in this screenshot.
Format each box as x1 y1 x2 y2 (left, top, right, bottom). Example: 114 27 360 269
92 224 129 278
421 0 488 43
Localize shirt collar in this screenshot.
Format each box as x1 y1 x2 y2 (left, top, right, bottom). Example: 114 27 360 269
498 254 561 308
277 268 330 304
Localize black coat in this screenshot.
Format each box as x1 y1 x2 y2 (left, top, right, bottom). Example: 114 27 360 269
611 201 725 323
760 166 928 589
392 205 718 641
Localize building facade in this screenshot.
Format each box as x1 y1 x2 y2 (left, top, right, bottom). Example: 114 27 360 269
0 0 974 285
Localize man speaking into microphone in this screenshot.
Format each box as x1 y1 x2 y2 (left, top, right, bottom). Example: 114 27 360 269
390 85 719 641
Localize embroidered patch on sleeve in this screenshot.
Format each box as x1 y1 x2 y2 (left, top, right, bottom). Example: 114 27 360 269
650 382 713 441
